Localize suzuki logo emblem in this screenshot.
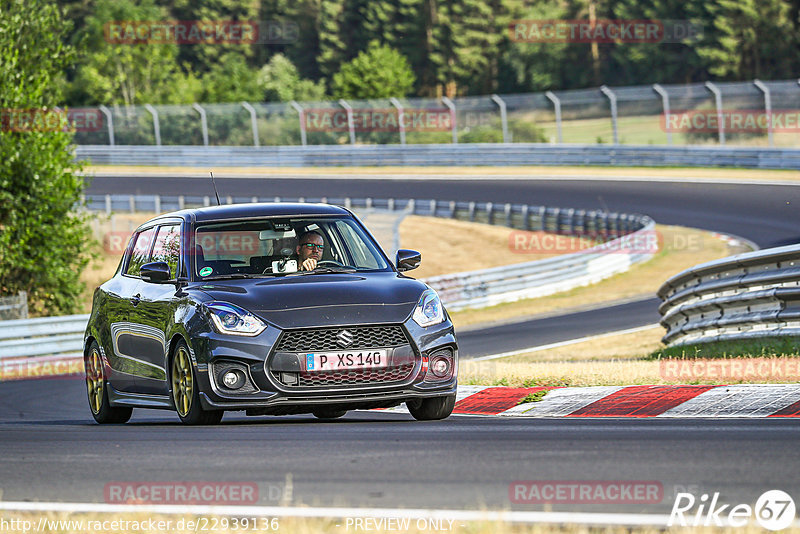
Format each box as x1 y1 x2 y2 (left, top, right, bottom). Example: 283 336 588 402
336 329 354 348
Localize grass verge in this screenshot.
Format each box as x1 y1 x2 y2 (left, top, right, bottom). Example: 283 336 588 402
647 336 800 360
450 225 747 329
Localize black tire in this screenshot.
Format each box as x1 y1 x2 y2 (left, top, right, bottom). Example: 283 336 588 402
171 340 223 425
85 341 133 424
312 408 347 420
407 394 456 421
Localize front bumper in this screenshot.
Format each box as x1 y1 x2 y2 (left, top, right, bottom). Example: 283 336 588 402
192 318 458 413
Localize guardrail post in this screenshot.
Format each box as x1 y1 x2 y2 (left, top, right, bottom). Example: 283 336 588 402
521 205 530 230
653 84 672 145
600 86 619 145
388 198 395 211
441 97 458 143
753 80 774 147
389 97 406 145
408 199 416 213
98 105 114 146
468 201 476 222
129 195 136 213
105 194 112 215
705 82 725 145
545 91 563 143
154 195 160 214
486 202 494 225
178 196 185 210
251 196 258 203
366 197 373 210
144 104 161 146
192 103 209 146
338 99 356 145
289 100 307 146
345 197 352 209
449 200 456 218
504 203 512 227
241 102 260 147
491 94 510 143
430 199 437 216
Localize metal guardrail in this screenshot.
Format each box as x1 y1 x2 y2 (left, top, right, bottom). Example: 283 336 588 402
658 245 800 346
75 144 800 169
0 314 89 360
3 198 654 359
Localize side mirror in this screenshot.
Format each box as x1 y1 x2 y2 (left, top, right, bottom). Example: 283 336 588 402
396 249 421 272
140 261 171 283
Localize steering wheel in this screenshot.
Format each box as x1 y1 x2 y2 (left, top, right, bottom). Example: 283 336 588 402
316 260 345 268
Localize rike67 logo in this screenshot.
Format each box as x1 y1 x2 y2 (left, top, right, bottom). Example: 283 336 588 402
669 490 796 530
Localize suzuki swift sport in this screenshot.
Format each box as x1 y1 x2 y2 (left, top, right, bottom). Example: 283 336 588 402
84 203 458 424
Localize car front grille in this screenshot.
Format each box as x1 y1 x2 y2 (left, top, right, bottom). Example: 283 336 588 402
296 363 416 387
275 325 409 352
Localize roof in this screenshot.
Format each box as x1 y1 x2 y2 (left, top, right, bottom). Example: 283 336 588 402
141 202 351 228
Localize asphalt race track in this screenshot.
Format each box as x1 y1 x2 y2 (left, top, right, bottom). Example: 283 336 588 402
1 174 797 514
1 378 799 513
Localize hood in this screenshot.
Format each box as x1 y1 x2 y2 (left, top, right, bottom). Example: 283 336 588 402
190 272 427 329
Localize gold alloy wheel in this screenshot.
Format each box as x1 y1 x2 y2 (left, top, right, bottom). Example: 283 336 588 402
86 348 104 414
172 346 193 417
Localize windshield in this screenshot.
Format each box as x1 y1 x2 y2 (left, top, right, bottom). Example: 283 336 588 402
192 216 390 279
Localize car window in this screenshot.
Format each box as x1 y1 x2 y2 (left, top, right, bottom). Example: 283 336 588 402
151 224 181 279
125 227 156 277
334 220 381 269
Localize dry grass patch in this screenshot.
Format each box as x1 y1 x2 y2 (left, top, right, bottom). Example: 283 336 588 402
399 215 588 279
451 225 747 329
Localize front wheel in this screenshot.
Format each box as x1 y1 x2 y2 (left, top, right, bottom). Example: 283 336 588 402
85 341 133 424
171 340 223 425
406 394 456 421
312 408 347 420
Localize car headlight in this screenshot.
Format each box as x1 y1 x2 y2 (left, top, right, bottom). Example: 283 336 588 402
412 289 445 327
205 301 267 336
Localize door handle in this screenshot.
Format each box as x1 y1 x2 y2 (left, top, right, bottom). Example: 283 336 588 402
130 294 141 307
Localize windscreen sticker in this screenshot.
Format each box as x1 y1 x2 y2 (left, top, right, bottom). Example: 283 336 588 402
199 266 213 277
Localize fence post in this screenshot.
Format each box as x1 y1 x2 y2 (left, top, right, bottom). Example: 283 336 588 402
98 105 115 146
105 194 112 215
753 80 774 148
144 104 161 146
545 91 563 143
389 97 406 145
338 99 356 145
289 100 307 146
600 85 619 144
192 103 209 146
705 82 725 145
241 102 260 147
652 84 672 145
441 96 458 143
491 94 509 143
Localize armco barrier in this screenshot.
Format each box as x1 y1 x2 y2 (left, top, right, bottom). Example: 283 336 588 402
658 245 800 346
2 198 654 359
74 143 800 170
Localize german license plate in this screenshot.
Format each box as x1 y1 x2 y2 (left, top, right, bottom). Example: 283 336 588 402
304 350 388 372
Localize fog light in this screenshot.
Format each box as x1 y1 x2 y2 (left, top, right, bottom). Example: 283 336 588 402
431 357 450 378
222 370 245 389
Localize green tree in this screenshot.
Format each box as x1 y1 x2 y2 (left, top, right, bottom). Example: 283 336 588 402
70 0 202 106
259 54 327 102
0 0 93 315
332 41 416 99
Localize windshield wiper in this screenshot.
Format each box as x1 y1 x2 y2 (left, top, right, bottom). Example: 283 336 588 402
201 273 264 280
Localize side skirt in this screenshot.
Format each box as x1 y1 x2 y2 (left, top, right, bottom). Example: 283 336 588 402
107 384 174 410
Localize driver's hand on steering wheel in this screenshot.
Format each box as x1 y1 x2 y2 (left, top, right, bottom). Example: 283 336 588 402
301 258 318 271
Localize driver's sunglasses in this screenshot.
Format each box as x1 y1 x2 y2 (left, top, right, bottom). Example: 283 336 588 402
301 243 324 251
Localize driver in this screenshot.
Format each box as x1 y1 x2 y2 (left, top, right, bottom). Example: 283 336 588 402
296 230 324 271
